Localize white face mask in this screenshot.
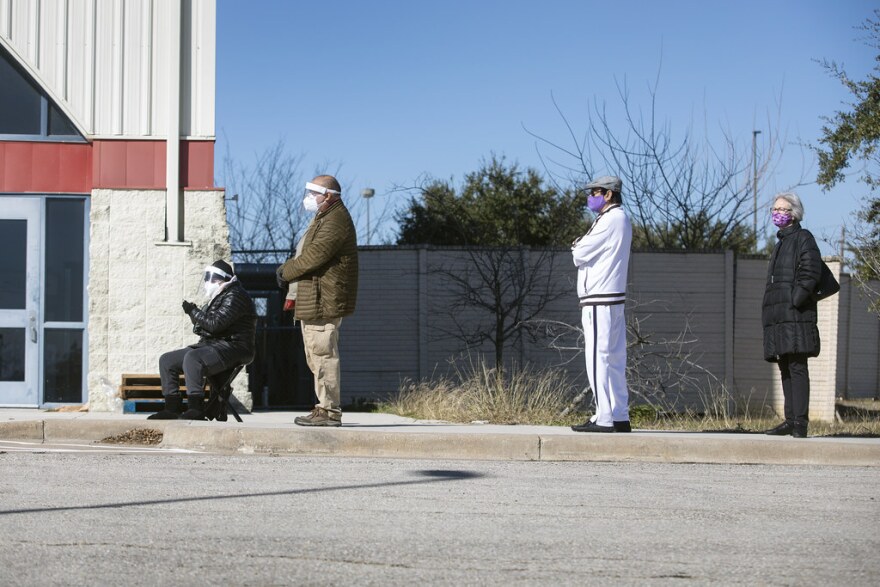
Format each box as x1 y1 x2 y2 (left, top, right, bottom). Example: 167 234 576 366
303 193 320 213
204 280 222 300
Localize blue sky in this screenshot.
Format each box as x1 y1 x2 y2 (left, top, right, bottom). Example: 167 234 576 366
216 0 877 253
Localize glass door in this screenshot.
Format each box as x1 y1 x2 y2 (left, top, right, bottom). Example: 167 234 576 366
0 198 40 406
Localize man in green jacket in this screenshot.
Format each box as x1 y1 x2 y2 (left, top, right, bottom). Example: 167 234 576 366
277 175 358 426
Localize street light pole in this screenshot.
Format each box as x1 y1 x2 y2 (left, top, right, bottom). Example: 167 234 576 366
362 188 375 245
752 130 762 250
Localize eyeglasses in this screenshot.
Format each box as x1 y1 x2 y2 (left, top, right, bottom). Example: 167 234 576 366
772 207 793 213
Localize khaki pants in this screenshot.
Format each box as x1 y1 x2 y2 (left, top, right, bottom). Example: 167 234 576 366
301 318 343 413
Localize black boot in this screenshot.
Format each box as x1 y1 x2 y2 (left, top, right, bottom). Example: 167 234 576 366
147 394 183 420
792 422 808 438
765 421 794 436
180 393 206 420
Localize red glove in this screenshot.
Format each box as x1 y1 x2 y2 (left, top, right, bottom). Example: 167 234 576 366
283 299 295 311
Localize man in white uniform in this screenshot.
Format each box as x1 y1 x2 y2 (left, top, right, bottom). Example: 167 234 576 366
571 176 633 433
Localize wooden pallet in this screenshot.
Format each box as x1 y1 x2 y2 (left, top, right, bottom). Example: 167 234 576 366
120 373 212 414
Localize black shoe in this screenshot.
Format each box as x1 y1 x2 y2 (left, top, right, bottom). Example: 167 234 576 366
765 421 794 436
613 420 632 433
571 421 614 433
792 423 808 438
147 394 182 420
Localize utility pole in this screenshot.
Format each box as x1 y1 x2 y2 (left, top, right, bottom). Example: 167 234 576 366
752 130 762 251
362 188 375 245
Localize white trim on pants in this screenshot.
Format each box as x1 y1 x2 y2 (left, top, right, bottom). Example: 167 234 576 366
301 317 343 413
581 304 629 426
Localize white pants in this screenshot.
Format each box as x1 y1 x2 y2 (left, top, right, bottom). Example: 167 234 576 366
581 304 629 426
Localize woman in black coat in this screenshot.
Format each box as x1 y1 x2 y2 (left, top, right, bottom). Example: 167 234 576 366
762 192 822 438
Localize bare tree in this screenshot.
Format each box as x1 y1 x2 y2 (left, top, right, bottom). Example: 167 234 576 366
220 139 311 263
431 246 570 370
526 77 801 252
526 298 735 421
847 215 880 313
395 157 587 372
221 138 399 262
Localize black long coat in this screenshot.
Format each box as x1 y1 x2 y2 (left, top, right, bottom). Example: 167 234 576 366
761 222 822 361
189 280 257 366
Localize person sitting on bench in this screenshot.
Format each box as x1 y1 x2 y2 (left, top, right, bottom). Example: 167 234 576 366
149 260 257 420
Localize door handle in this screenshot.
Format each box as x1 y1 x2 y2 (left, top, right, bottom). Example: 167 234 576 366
29 315 37 343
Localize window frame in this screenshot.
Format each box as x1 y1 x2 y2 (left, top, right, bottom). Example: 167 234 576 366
0 44 86 143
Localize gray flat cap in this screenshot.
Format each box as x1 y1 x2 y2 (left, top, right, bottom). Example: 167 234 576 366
585 175 623 193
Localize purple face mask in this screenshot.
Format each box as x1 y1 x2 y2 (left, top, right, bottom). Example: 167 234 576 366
772 211 792 227
587 195 606 212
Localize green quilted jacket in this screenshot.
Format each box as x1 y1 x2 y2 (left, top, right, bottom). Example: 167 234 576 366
279 200 358 321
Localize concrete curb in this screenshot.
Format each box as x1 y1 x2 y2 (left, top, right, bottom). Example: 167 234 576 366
0 420 43 441
538 434 880 466
41 420 179 442
161 426 541 460
3 418 878 466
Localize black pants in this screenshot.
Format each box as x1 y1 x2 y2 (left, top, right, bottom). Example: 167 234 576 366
159 345 230 398
778 353 810 425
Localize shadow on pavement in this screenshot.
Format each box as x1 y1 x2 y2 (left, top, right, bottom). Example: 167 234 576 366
0 469 487 517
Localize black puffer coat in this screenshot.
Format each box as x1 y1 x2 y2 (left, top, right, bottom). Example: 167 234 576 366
762 222 822 361
189 279 257 366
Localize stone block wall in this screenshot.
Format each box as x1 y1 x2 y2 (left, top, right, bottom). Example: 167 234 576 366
87 188 250 411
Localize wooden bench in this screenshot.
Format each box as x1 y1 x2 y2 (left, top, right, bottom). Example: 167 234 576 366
120 373 212 414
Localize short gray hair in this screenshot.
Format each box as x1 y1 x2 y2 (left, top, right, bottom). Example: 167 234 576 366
772 192 804 221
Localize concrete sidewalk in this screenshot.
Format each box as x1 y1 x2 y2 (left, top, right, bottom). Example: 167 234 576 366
0 408 878 466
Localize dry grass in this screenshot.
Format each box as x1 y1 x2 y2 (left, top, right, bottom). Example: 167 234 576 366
389 361 578 426
99 428 164 445
386 361 880 436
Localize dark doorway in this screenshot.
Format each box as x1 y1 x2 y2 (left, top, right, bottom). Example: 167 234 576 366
236 264 314 409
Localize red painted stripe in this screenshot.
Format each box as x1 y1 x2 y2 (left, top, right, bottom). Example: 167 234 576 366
0 139 215 192
0 142 92 193
181 141 215 189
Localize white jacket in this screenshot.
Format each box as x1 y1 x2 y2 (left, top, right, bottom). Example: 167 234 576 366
572 205 632 306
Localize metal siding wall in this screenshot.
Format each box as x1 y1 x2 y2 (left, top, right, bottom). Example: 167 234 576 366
38 0 61 95
179 0 215 137
0 0 10 38
0 0 214 138
337 249 879 413
341 249 734 410
18 0 36 63
629 252 729 409
91 0 114 134
150 0 169 137
121 0 151 136
65 0 95 132
733 259 777 408
180 0 192 136
845 280 880 398
520 249 581 377
338 250 421 397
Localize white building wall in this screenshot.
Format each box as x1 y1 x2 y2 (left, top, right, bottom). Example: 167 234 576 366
87 188 250 411
0 0 215 138
811 260 842 422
